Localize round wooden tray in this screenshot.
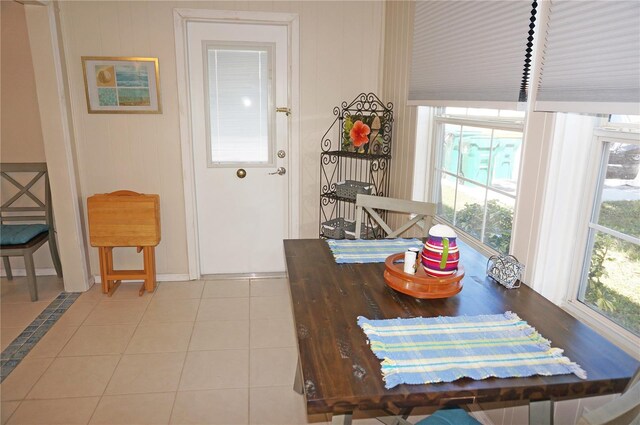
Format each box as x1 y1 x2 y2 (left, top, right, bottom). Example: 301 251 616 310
384 252 465 299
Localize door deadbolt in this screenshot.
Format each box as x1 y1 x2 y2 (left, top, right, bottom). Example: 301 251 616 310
236 169 247 178
277 150 286 159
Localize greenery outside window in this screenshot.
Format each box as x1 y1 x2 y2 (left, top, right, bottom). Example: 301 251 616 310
431 108 525 254
578 128 640 337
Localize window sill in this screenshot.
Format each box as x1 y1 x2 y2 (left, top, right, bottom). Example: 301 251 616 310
563 299 639 361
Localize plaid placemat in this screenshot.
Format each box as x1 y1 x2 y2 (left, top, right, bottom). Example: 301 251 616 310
358 312 586 389
326 238 423 263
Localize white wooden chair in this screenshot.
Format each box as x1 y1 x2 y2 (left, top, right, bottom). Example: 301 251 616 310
354 194 436 239
577 368 640 425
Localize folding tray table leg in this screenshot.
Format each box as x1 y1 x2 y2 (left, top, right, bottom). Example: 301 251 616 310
99 247 109 294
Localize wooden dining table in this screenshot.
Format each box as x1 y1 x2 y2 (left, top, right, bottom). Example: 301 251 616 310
283 238 639 425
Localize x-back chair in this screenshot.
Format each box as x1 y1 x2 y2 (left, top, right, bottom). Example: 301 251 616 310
354 194 437 239
0 163 63 301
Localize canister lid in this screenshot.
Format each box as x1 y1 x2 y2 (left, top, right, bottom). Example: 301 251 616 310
428 224 457 238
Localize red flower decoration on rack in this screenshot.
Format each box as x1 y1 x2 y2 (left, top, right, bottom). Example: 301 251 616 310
350 120 371 147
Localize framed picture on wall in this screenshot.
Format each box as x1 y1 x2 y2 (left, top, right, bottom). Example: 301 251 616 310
81 56 161 114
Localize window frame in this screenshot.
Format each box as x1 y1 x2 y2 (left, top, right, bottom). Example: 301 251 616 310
564 127 640 355
428 107 526 256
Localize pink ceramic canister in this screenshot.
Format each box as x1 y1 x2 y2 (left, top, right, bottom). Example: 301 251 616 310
422 224 460 277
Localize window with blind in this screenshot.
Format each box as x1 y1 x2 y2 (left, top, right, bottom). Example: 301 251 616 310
205 45 272 165
575 120 640 336
431 107 525 254
535 1 640 114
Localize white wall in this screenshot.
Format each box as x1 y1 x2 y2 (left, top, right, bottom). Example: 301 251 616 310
57 0 384 277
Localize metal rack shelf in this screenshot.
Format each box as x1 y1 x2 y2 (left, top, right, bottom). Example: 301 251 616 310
319 93 393 239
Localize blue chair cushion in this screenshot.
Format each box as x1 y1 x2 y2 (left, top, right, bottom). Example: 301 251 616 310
415 408 482 425
0 224 49 245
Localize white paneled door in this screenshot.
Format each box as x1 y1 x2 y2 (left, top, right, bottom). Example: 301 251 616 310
187 21 290 275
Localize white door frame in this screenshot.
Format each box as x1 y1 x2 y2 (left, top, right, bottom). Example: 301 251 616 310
174 8 300 279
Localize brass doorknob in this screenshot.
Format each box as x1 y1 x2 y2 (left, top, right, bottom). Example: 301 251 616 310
236 169 246 178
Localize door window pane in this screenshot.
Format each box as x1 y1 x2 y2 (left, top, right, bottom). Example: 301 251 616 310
207 47 271 164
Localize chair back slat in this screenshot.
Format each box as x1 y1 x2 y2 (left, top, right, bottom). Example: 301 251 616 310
2 216 47 222
0 163 51 226
355 194 436 239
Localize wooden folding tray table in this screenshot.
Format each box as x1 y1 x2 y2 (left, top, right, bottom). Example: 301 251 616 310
87 190 160 296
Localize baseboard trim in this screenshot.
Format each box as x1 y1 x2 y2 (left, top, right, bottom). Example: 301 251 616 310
0 269 191 284
92 273 191 284
0 268 58 277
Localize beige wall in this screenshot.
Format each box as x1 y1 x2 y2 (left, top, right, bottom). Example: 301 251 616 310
0 1 56 272
382 0 418 204
380 0 421 233
58 1 384 276
1 1 46 162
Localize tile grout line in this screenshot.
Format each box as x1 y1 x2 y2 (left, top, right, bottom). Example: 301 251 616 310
45 296 103 360
248 277 255 425
4 296 102 407
3 398 23 425
0 291 83 383
87 287 159 425
166 281 204 424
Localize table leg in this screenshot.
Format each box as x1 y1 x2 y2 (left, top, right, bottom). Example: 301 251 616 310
529 400 554 425
376 416 413 425
331 414 352 425
293 357 303 394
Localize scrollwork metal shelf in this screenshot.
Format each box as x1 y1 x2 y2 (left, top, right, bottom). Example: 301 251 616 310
319 93 393 239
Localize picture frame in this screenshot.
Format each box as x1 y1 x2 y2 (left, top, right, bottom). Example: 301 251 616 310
81 56 161 114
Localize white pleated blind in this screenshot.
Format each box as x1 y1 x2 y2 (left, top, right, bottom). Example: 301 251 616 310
409 1 536 107
535 1 640 114
207 48 270 164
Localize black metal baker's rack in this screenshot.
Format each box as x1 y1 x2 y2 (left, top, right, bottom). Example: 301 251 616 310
319 93 394 239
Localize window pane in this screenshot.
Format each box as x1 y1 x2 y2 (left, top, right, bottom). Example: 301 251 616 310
609 115 640 124
431 107 524 254
597 142 640 238
484 191 514 254
454 180 486 240
460 126 492 185
438 172 456 223
441 124 460 174
604 142 640 182
581 232 640 336
208 48 270 164
489 130 523 196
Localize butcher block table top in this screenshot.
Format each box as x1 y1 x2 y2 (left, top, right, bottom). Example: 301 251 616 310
283 238 638 420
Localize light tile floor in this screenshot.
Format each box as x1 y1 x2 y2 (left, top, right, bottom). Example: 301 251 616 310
0 278 435 425
1 276 66 354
